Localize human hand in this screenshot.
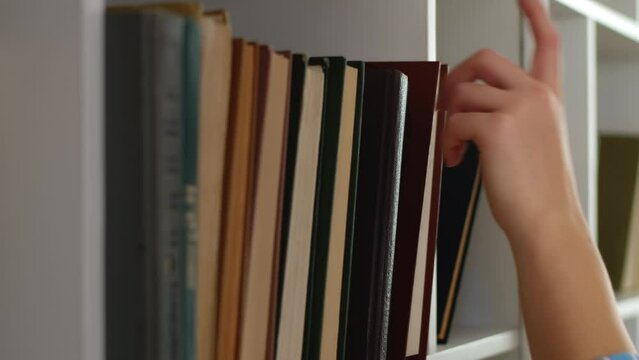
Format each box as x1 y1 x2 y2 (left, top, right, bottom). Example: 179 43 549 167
440 0 586 243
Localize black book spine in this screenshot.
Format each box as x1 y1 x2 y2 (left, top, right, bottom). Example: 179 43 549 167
347 68 407 360
105 12 146 360
436 143 481 344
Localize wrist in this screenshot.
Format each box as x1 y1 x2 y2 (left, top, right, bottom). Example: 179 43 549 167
506 205 592 258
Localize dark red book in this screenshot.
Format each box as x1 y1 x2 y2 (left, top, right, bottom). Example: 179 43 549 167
346 66 407 360
368 61 442 360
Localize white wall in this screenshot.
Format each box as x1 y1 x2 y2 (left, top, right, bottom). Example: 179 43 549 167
0 0 103 359
598 0 638 19
599 59 639 135
437 0 521 336
205 0 433 61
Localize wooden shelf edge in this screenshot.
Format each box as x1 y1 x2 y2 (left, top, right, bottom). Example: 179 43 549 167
552 0 639 43
428 329 519 360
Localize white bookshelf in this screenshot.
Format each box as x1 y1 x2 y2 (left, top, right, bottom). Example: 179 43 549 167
3 0 639 359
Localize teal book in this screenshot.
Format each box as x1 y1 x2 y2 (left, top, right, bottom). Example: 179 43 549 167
106 10 186 360
148 12 185 360
181 16 200 360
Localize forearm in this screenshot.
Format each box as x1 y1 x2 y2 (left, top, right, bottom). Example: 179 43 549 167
511 212 634 359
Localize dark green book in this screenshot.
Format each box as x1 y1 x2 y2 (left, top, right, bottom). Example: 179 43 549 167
303 57 348 360
337 60 365 360
181 16 200 360
599 135 639 291
346 67 407 360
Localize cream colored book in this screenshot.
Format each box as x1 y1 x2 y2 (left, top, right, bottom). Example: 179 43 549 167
239 48 291 360
196 11 232 360
216 40 259 360
276 62 325 360
406 113 438 355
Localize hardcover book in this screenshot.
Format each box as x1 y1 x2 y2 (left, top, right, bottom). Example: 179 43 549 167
106 9 190 360
368 61 441 360
346 67 408 360
216 39 259 360
195 11 232 360
319 60 360 360
239 47 291 360
180 14 201 360
303 56 354 360
276 55 326 360
106 12 150 360
436 142 481 344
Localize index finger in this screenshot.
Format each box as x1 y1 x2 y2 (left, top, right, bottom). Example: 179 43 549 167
520 0 561 94
440 49 528 108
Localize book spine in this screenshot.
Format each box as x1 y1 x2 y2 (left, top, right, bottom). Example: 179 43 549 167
375 73 407 359
141 14 157 360
153 14 185 360
105 12 146 360
338 61 365 360
182 18 201 360
304 57 345 360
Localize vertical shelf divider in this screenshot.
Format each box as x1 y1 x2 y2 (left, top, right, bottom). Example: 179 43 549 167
556 14 599 239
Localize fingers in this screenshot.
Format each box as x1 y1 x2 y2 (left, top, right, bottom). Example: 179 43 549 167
519 0 561 94
446 82 510 115
443 112 495 167
441 49 528 107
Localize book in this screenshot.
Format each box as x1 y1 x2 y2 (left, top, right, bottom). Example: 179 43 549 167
180 14 201 360
112 3 202 359
368 62 441 359
318 60 360 360
276 55 326 360
436 140 481 344
425 97 446 352
239 47 291 360
346 67 408 360
216 39 259 360
599 135 639 293
106 10 187 360
195 11 232 360
420 69 446 360
106 11 149 360
302 56 352 360
336 60 365 360
149 12 186 360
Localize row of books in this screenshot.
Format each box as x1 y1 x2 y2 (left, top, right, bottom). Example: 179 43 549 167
599 135 639 294
105 3 480 360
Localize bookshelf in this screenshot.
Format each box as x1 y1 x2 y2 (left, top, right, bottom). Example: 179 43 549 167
3 0 639 359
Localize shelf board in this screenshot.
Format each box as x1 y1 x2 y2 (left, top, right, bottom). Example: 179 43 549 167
552 0 639 43
429 328 519 360
618 294 639 318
